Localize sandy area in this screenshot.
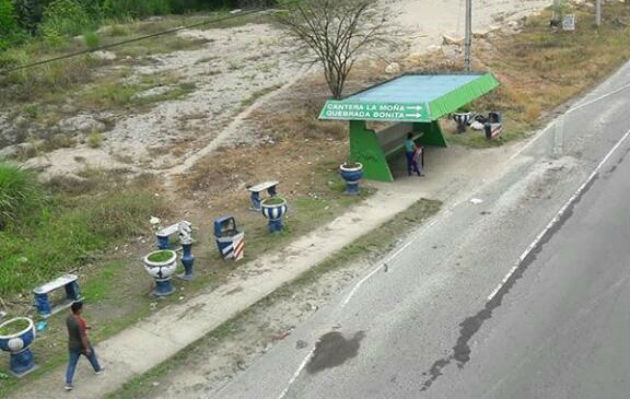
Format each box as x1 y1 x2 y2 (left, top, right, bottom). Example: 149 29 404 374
389 0 550 53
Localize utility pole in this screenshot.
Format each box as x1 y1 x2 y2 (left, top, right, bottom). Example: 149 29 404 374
464 0 472 71
553 0 560 23
595 0 601 27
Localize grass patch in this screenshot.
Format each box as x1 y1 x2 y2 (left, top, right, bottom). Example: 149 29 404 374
81 263 118 303
0 318 30 336
87 130 103 148
261 197 286 206
0 182 169 296
146 250 175 263
240 84 283 109
0 53 99 104
115 35 208 59
83 31 101 50
0 162 45 230
77 73 195 111
109 198 441 398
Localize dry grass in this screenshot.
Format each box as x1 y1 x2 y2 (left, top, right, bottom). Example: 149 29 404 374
449 3 630 147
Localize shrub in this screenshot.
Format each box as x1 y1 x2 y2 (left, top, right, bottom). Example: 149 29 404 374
103 0 171 19
3 55 95 101
0 0 24 50
87 130 102 148
0 162 45 231
0 189 169 295
40 0 93 39
12 0 47 34
83 30 100 49
108 23 131 36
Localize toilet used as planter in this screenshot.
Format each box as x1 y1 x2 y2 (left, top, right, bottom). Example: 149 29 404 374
143 249 177 296
0 317 36 377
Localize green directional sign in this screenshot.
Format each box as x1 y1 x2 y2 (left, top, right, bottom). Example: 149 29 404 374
319 101 430 122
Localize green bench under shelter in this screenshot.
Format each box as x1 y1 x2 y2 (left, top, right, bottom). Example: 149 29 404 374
318 72 500 182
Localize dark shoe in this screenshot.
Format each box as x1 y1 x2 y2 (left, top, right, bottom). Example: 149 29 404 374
64 384 73 391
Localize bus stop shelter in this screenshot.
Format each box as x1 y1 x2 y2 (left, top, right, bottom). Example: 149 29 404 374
318 72 500 182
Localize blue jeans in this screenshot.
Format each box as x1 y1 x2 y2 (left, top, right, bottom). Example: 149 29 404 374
66 345 101 385
406 151 420 176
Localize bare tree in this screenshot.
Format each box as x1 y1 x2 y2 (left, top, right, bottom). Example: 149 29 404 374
274 0 390 99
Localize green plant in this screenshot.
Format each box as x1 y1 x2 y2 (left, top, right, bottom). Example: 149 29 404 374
83 30 100 50
0 188 169 295
87 129 103 148
12 0 45 34
262 197 286 206
0 319 30 336
108 23 130 36
23 104 38 118
147 250 175 263
0 162 45 231
103 0 171 19
41 0 93 39
550 0 571 22
0 0 23 50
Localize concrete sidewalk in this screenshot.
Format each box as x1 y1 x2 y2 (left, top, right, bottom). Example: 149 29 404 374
13 143 517 399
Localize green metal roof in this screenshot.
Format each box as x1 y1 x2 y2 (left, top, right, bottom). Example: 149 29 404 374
319 72 500 122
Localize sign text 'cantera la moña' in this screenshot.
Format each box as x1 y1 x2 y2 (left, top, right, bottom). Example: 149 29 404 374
320 101 429 121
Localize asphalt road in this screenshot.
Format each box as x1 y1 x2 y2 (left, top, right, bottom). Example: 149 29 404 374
430 125 630 398
214 62 630 399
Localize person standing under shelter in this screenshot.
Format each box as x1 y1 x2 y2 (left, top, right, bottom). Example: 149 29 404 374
65 301 104 391
404 132 424 177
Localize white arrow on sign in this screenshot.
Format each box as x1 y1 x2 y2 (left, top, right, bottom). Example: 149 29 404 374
405 113 423 118
405 105 423 111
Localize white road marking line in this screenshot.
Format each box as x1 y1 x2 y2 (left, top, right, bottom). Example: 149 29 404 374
278 347 316 398
340 218 440 308
341 264 383 307
488 128 630 302
278 215 444 397
508 83 630 162
567 82 630 114
507 118 556 162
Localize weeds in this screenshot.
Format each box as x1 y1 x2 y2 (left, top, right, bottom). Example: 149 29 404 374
0 162 45 231
83 31 101 50
87 130 103 148
0 187 169 296
240 84 283 109
107 23 131 36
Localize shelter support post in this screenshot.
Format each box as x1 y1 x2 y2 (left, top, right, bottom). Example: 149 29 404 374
413 121 448 148
349 120 393 182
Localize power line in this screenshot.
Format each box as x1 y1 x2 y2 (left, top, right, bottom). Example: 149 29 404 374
0 9 263 75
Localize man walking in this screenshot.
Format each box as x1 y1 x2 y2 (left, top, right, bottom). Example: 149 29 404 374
65 301 103 391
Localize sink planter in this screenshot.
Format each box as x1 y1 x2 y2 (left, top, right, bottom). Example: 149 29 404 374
143 250 177 296
261 197 288 233
0 317 36 377
453 112 473 133
339 162 363 195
